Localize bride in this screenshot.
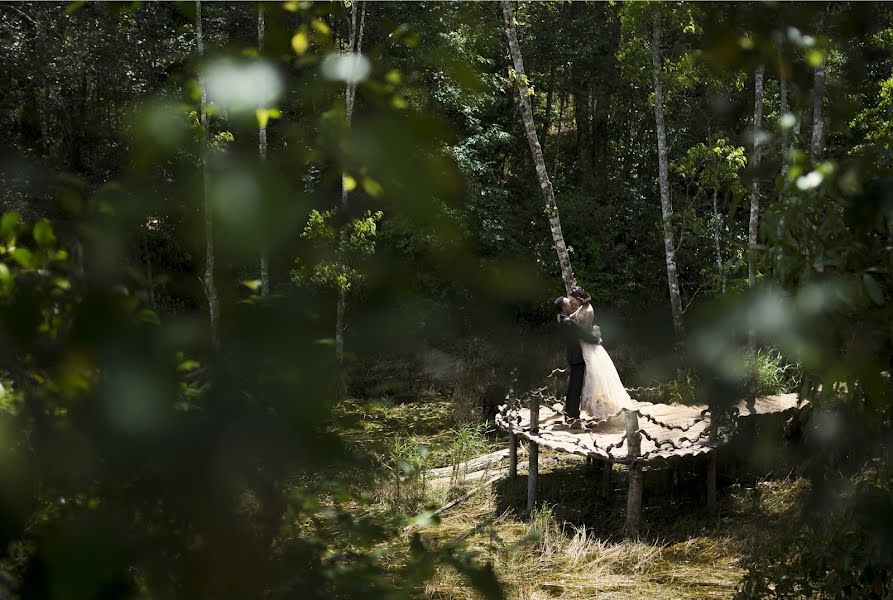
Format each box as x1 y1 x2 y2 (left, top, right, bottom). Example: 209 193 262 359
568 288 633 420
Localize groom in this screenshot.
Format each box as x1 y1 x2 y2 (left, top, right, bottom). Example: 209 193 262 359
554 295 601 426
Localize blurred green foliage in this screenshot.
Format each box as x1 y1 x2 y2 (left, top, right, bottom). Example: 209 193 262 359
0 1 891 598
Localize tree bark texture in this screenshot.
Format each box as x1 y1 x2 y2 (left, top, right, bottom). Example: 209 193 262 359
196 0 221 350
712 189 725 294
502 0 577 294
335 0 367 364
258 3 270 298
779 60 790 183
748 65 765 289
810 62 825 161
651 13 685 340
527 396 539 512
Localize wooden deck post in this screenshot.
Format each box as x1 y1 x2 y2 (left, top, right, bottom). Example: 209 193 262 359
508 432 517 480
527 397 539 512
601 460 612 497
706 452 717 513
706 408 718 513
624 409 643 536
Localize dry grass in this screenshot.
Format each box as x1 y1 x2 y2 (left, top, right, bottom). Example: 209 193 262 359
336 398 810 599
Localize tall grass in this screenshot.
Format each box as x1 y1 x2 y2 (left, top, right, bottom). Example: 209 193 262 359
447 421 492 497
379 436 433 513
751 349 801 396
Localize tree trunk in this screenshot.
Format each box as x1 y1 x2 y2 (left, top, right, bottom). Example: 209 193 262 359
592 89 610 190
539 63 555 142
196 0 221 350
335 0 366 364
651 13 685 341
810 62 825 161
142 233 157 311
258 3 270 298
712 189 725 294
573 86 593 189
779 59 790 182
551 90 566 180
502 0 577 294
748 65 765 289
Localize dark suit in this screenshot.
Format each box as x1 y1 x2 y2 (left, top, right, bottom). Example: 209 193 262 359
559 316 585 418
559 315 602 419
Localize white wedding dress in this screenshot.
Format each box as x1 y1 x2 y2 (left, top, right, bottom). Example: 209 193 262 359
573 304 633 419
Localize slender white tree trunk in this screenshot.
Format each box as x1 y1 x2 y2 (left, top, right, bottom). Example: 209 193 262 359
196 0 220 349
712 189 725 294
651 13 684 340
335 0 366 364
748 65 765 289
779 62 790 182
258 3 270 297
502 0 576 294
810 62 825 160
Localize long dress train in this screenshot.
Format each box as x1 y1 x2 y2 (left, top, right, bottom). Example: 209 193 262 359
573 304 633 420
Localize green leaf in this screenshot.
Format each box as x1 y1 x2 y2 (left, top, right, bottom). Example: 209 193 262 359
311 19 331 35
0 213 20 239
65 1 86 14
33 219 56 247
806 49 824 68
137 308 161 325
0 263 11 295
362 177 383 197
863 273 885 306
10 248 33 268
291 30 309 55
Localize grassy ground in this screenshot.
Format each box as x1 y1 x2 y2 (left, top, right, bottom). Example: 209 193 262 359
334 397 808 599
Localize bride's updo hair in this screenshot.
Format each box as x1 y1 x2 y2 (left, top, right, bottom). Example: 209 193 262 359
570 287 591 302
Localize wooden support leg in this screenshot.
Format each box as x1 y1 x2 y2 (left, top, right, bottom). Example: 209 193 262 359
707 452 717 513
527 441 539 512
625 463 643 536
527 397 540 513
508 432 517 480
601 461 611 497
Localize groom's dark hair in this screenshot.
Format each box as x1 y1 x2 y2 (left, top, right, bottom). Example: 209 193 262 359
553 296 567 315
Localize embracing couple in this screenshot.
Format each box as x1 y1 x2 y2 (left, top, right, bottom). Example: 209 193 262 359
554 288 633 427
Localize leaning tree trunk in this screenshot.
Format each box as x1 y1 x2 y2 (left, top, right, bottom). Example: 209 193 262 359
335 0 366 364
712 189 726 294
501 0 576 294
748 65 765 289
258 3 270 297
651 13 685 341
196 0 221 349
810 62 825 161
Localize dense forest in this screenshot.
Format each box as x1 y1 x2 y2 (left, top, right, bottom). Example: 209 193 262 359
1 1 892 598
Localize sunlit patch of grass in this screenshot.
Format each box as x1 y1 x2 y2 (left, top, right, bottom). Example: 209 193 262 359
332 396 813 599
751 349 801 396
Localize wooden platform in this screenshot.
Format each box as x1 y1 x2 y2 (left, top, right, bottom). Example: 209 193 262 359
495 393 803 464
495 392 806 533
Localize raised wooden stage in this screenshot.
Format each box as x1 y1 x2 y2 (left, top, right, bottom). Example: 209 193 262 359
495 392 804 533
